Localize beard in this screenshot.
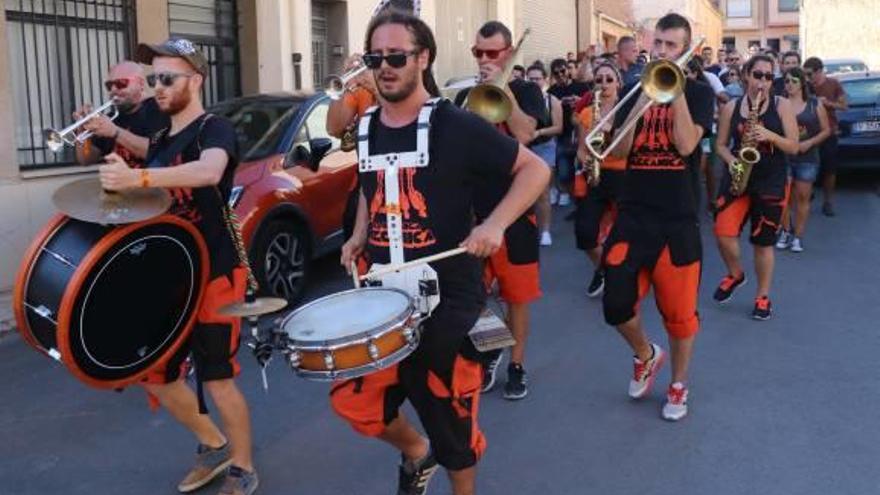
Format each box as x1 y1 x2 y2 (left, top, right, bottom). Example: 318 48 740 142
158 87 192 115
377 69 420 103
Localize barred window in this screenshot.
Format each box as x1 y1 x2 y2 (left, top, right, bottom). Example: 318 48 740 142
5 0 135 170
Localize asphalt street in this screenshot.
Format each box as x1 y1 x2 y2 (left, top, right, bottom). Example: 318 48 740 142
1 172 879 495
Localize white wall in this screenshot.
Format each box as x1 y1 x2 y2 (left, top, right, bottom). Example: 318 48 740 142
802 0 880 70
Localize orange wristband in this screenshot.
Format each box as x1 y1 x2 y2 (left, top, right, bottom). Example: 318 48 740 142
140 169 151 188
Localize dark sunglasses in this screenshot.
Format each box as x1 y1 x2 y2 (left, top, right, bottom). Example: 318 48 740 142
104 78 131 91
804 70 815 77
726 58 740 63
147 72 194 87
553 68 568 75
363 50 419 69
784 77 802 85
750 70 775 81
595 76 616 84
471 46 510 60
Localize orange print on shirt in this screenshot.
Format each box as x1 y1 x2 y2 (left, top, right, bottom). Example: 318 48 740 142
368 168 437 249
630 105 684 170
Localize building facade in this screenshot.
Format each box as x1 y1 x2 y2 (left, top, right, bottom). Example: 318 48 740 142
800 0 879 71
631 0 724 54
721 0 799 54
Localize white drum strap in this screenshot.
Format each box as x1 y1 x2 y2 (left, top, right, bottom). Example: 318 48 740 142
357 98 439 264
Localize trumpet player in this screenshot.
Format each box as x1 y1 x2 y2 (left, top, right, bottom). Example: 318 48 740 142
601 13 714 421
713 54 799 320
573 63 626 298
74 61 169 167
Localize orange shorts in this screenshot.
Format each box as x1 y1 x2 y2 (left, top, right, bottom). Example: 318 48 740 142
603 243 701 339
142 267 247 385
330 354 486 470
714 186 789 247
483 240 542 304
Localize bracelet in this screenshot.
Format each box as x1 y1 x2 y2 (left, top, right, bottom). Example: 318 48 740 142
140 169 151 188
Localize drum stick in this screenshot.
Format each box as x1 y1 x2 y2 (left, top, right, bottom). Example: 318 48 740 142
360 247 468 281
350 261 360 288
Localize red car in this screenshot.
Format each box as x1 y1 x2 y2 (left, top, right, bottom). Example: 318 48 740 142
211 93 357 304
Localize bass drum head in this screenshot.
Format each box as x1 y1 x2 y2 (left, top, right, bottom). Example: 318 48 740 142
59 217 208 387
282 287 413 346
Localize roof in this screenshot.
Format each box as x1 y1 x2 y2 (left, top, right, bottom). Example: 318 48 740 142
831 70 880 82
824 58 867 65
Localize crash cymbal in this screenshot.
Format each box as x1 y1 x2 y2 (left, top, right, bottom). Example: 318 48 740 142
52 177 172 225
218 297 288 317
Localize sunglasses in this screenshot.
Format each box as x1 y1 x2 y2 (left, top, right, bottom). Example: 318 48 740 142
784 77 802 85
363 50 419 69
726 58 740 63
147 72 195 87
750 70 775 81
804 70 815 77
471 46 509 60
104 78 131 91
595 76 617 84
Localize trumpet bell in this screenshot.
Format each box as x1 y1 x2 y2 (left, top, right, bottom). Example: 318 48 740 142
641 59 686 104
44 129 66 153
466 83 512 124
324 75 346 101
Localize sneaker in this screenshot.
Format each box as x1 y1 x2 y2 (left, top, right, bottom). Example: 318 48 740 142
503 363 528 400
558 193 571 206
822 202 836 217
549 188 559 205
481 352 503 393
586 269 605 298
540 231 553 247
217 466 259 495
790 237 803 253
661 382 689 421
629 343 666 399
775 230 792 250
397 451 439 495
713 273 747 304
177 443 233 493
752 296 772 320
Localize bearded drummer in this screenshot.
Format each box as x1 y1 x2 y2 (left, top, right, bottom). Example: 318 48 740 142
98 38 259 495
334 11 548 495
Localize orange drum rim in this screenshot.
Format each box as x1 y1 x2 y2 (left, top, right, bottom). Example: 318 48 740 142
12 214 68 353
55 214 210 389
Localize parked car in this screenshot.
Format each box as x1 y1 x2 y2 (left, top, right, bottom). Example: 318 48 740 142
824 58 868 75
831 71 880 169
209 93 357 304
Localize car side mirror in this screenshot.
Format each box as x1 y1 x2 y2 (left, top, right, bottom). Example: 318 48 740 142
309 137 332 168
286 137 332 172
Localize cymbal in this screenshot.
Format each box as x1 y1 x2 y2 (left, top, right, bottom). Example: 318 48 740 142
218 297 288 317
52 177 172 225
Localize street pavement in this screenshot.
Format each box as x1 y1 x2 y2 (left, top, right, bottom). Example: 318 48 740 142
1 172 879 495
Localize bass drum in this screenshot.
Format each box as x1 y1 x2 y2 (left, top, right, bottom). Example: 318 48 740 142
13 214 209 389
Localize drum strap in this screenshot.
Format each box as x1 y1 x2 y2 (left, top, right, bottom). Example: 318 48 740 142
357 98 440 264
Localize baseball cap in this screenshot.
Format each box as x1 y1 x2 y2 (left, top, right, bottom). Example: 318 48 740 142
135 37 209 76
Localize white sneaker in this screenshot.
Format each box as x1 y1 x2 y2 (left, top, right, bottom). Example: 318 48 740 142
540 231 552 246
662 382 689 421
628 344 666 399
558 193 571 207
775 230 792 250
790 237 803 252
549 188 559 205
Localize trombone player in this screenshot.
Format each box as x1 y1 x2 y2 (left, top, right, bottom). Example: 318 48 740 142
599 13 714 421
73 61 169 168
453 21 547 401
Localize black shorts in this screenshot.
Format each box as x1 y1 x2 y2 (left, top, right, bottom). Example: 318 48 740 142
819 135 839 177
714 189 788 246
574 171 623 251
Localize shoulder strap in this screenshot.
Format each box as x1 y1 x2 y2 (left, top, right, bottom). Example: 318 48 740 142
146 114 210 168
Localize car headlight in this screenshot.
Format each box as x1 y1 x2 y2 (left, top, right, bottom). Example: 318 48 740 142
228 186 244 209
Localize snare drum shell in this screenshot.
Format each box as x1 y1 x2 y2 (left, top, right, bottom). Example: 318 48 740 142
13 214 210 389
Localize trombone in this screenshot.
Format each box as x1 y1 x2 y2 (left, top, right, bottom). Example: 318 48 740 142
45 99 119 153
585 37 705 161
464 28 531 124
324 61 369 101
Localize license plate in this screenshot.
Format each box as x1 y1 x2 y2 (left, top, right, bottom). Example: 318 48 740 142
853 120 880 133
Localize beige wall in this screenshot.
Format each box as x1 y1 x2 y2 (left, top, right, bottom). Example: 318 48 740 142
521 0 578 66
802 0 880 70
0 13 17 182
632 0 723 51
239 0 259 95
136 0 170 44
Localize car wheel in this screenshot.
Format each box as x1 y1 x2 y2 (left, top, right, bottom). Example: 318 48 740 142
252 219 312 304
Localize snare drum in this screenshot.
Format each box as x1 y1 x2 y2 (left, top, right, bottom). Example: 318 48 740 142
279 287 420 380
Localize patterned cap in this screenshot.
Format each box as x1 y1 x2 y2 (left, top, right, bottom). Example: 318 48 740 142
135 37 209 76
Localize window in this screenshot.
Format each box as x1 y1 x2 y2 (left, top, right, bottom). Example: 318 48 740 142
722 37 736 51
304 101 340 150
766 39 780 53
778 0 798 12
726 0 751 17
210 98 302 162
841 78 880 107
5 0 135 170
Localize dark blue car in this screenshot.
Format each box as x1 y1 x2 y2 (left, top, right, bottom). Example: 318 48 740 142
833 71 880 168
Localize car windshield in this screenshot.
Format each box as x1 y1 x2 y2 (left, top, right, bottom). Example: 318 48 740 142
841 78 880 107
826 62 868 74
210 99 301 161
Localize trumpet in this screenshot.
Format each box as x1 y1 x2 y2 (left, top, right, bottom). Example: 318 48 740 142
464 28 531 124
45 99 119 153
324 62 369 101
585 37 705 161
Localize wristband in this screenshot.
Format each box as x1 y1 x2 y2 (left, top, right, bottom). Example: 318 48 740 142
140 169 151 188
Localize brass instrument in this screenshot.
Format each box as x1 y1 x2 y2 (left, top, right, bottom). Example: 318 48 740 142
465 28 531 124
324 62 369 101
584 37 705 160
584 89 604 186
340 117 358 152
729 89 764 196
45 99 119 153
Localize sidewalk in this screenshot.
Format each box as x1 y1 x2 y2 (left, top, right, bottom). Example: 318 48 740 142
0 290 13 337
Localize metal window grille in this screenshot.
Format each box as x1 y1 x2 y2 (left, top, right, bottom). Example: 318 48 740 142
5 0 135 170
311 2 327 90
169 0 240 107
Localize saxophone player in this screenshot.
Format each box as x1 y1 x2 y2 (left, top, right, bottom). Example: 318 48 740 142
712 54 799 320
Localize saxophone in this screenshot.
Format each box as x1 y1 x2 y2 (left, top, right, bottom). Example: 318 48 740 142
729 89 764 196
584 89 604 186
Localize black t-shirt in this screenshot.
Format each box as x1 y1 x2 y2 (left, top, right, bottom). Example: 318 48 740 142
771 77 786 98
612 78 715 223
145 114 240 278
548 80 592 149
93 97 170 168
